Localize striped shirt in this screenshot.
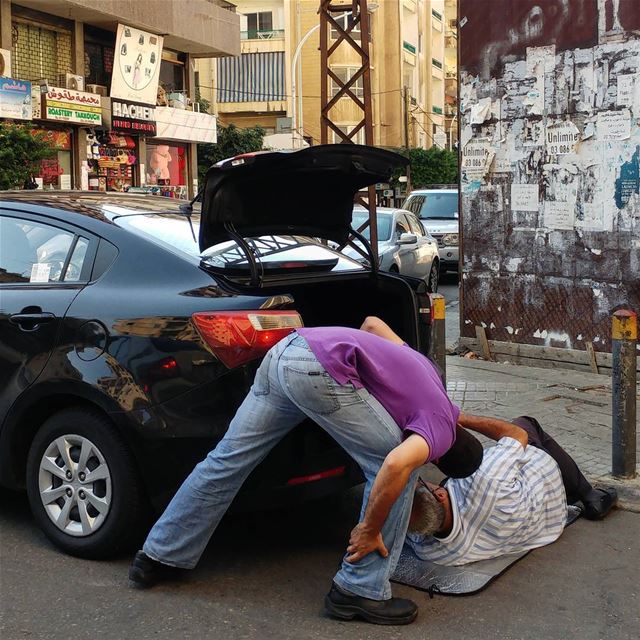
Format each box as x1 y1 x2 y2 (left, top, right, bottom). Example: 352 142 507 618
407 437 567 565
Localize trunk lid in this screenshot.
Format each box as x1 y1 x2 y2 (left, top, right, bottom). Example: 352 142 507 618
199 144 408 251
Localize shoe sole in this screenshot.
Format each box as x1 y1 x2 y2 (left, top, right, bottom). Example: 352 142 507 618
324 596 418 625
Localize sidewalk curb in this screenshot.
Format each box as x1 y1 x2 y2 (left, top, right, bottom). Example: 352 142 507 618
590 475 640 514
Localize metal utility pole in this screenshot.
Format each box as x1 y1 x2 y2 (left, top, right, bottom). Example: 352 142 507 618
319 0 378 261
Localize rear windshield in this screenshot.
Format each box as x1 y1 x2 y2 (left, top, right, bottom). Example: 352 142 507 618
404 192 458 220
115 213 363 273
351 211 393 241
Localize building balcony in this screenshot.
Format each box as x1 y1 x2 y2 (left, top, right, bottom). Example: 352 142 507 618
13 0 240 56
241 29 285 41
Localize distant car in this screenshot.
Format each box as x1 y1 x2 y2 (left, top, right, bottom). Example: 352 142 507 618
403 188 459 277
0 145 434 559
345 206 440 292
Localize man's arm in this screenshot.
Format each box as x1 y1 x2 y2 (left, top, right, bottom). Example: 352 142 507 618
457 412 528 447
346 434 429 563
359 316 405 345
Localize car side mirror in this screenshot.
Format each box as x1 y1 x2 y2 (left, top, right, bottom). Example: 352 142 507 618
398 233 417 245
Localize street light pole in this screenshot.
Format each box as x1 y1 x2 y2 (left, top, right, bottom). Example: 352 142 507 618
291 23 320 148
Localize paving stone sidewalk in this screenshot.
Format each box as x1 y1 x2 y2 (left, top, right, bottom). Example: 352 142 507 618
445 355 640 512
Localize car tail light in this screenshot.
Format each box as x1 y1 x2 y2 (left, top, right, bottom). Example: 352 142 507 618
192 311 303 369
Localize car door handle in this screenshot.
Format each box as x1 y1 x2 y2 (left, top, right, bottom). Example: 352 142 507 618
9 312 56 331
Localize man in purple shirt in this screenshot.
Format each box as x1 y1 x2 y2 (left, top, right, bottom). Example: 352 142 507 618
129 317 494 625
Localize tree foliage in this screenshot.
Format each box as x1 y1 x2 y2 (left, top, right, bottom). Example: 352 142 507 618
197 124 266 183
0 123 55 190
393 146 458 188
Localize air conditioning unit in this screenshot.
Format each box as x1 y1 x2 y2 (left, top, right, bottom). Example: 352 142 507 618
276 117 292 133
60 73 84 91
0 48 11 77
86 84 108 97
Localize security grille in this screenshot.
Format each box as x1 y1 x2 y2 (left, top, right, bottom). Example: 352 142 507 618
11 20 72 83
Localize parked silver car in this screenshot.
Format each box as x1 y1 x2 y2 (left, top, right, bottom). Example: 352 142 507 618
345 206 440 292
403 188 459 276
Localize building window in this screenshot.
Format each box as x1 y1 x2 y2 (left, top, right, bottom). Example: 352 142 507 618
432 9 443 21
84 41 114 87
331 67 364 99
11 20 72 83
432 58 443 70
332 125 365 145
331 14 361 41
246 11 272 37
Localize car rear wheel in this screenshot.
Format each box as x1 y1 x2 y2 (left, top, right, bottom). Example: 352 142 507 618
26 407 146 559
427 261 439 293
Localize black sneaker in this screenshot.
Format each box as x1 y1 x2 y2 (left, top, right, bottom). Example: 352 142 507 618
325 582 418 625
128 550 183 588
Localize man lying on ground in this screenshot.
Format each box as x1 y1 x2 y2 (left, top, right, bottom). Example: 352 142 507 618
405 416 618 565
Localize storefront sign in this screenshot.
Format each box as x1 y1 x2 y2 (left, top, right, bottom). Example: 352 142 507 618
111 23 164 105
31 128 72 150
43 87 102 125
111 98 156 135
154 107 217 144
0 79 32 120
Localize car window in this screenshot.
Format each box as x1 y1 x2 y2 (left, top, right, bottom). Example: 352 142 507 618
412 192 458 219
395 217 410 237
403 195 425 217
351 211 393 241
0 215 88 284
405 213 423 236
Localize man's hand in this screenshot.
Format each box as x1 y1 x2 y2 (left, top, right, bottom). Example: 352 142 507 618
346 523 389 563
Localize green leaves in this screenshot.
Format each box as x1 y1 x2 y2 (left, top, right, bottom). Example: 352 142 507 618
197 124 266 183
406 146 458 188
0 123 56 190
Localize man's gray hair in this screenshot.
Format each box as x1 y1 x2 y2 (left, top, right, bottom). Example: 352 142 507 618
408 486 446 535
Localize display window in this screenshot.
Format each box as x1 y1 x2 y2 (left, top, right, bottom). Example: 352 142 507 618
86 132 137 192
145 142 187 198
31 128 73 189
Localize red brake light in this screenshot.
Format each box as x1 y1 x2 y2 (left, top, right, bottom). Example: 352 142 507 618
192 311 303 369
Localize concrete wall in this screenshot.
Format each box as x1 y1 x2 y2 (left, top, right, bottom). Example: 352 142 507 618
459 0 640 360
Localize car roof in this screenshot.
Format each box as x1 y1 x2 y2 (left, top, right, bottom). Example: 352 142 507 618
353 205 411 216
0 190 195 225
408 188 457 195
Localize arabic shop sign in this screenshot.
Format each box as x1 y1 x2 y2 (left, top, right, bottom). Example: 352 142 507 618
0 79 32 120
111 98 156 135
43 86 102 125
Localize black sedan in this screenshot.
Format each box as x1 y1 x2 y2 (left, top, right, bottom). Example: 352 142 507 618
0 145 431 558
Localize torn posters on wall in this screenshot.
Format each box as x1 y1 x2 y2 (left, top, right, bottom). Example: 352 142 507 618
544 200 574 230
597 109 631 141
546 121 580 155
510 184 539 211
526 45 556 75
462 138 495 182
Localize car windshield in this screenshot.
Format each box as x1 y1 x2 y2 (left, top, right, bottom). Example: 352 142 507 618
351 212 393 241
407 192 458 219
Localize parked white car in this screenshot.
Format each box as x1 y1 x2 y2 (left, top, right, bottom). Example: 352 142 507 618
345 206 440 292
403 188 459 277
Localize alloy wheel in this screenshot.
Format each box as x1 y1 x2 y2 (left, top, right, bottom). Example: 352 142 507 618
38 434 112 537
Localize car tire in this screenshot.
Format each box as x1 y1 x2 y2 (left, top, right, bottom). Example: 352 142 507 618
427 261 439 293
26 407 146 559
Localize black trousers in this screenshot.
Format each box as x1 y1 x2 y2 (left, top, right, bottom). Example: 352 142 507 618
512 416 593 504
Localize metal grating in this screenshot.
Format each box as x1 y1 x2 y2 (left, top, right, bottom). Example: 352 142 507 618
11 21 72 83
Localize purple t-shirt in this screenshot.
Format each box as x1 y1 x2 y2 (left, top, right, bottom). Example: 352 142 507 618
296 327 459 461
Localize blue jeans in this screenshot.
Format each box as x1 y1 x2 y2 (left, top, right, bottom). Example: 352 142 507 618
143 333 417 600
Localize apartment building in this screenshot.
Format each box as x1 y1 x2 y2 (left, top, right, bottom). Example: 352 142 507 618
0 0 239 197
197 0 447 150
444 0 458 149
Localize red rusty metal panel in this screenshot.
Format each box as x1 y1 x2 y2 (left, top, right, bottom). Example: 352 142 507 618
459 0 598 77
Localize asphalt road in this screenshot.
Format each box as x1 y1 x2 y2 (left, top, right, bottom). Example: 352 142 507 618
2 486 638 640
437 273 461 350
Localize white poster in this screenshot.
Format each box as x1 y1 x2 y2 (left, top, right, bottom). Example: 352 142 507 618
511 184 539 211
59 174 72 190
597 109 631 141
462 139 495 181
617 74 635 107
526 45 556 75
544 200 574 230
546 121 580 155
110 24 164 105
